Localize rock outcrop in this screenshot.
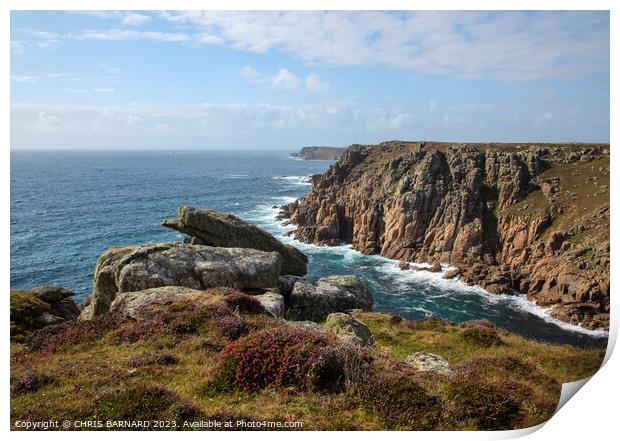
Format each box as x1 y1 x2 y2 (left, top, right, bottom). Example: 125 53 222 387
281 141 610 329
110 286 205 319
405 352 453 375
10 286 81 340
288 275 373 321
254 292 285 317
162 206 307 276
291 146 345 160
82 242 282 319
324 312 374 346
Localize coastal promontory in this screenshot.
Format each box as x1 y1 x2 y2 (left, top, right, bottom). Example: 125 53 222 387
280 141 610 330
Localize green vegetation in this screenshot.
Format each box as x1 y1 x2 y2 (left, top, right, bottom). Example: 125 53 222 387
10 293 605 431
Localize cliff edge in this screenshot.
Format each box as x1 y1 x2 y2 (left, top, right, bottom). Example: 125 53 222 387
291 146 345 160
280 141 610 330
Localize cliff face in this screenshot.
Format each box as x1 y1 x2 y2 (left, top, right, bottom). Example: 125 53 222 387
291 146 345 160
281 141 610 329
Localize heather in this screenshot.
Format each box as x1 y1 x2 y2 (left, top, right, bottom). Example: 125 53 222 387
10 291 605 430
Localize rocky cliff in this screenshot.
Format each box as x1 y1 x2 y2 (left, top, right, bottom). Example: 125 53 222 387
280 141 610 329
291 146 345 160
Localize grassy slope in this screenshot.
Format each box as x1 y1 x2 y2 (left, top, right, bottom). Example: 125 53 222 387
10 293 605 431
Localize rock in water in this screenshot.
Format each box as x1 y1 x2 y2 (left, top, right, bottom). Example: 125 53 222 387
82 242 282 319
162 206 307 276
324 313 374 347
289 275 373 321
405 352 453 375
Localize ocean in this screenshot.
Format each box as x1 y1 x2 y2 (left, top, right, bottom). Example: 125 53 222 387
10 149 608 347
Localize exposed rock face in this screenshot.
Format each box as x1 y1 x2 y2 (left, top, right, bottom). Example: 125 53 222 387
282 141 610 329
288 275 373 321
291 146 345 160
110 286 205 319
405 352 453 375
254 292 285 317
162 206 307 276
82 242 282 319
324 313 374 346
10 286 81 340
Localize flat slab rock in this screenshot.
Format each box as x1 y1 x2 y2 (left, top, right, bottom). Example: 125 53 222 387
405 351 453 375
82 242 282 319
110 286 206 320
289 275 373 322
162 206 308 276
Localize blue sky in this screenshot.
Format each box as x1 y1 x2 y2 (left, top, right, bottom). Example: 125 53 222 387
10 10 610 149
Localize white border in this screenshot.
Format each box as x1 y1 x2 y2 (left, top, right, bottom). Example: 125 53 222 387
2 1 617 439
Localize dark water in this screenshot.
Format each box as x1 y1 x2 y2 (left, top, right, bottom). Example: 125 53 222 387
10 150 608 347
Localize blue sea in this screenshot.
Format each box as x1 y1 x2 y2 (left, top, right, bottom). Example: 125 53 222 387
10 150 608 347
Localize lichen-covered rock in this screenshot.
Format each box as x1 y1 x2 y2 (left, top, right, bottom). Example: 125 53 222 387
324 313 374 347
289 275 373 321
82 243 282 319
287 320 326 333
109 286 205 319
405 352 453 375
162 206 307 276
10 286 81 340
254 292 285 317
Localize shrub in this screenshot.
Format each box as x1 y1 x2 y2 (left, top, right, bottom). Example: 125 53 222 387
127 351 179 368
203 327 341 394
444 375 521 430
405 316 448 332
354 367 442 430
94 383 203 423
220 290 266 315
11 371 53 395
459 321 504 347
112 300 250 344
26 315 118 354
216 314 247 341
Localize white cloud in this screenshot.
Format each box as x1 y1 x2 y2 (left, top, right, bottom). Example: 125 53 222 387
272 69 300 90
11 40 25 55
158 10 608 82
305 74 330 93
17 11 608 82
93 88 115 93
10 94 609 149
240 65 262 82
121 13 152 26
76 29 191 43
241 66 301 90
11 75 37 83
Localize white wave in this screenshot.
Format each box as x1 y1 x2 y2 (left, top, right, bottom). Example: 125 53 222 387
227 174 248 179
273 175 312 185
251 184 608 339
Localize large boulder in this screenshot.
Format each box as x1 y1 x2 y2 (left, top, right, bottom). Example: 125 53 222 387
10 286 81 341
162 206 307 276
324 313 374 347
82 242 282 319
110 286 205 320
405 352 453 375
254 292 285 317
288 275 373 321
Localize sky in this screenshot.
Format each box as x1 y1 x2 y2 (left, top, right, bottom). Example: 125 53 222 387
10 10 610 150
